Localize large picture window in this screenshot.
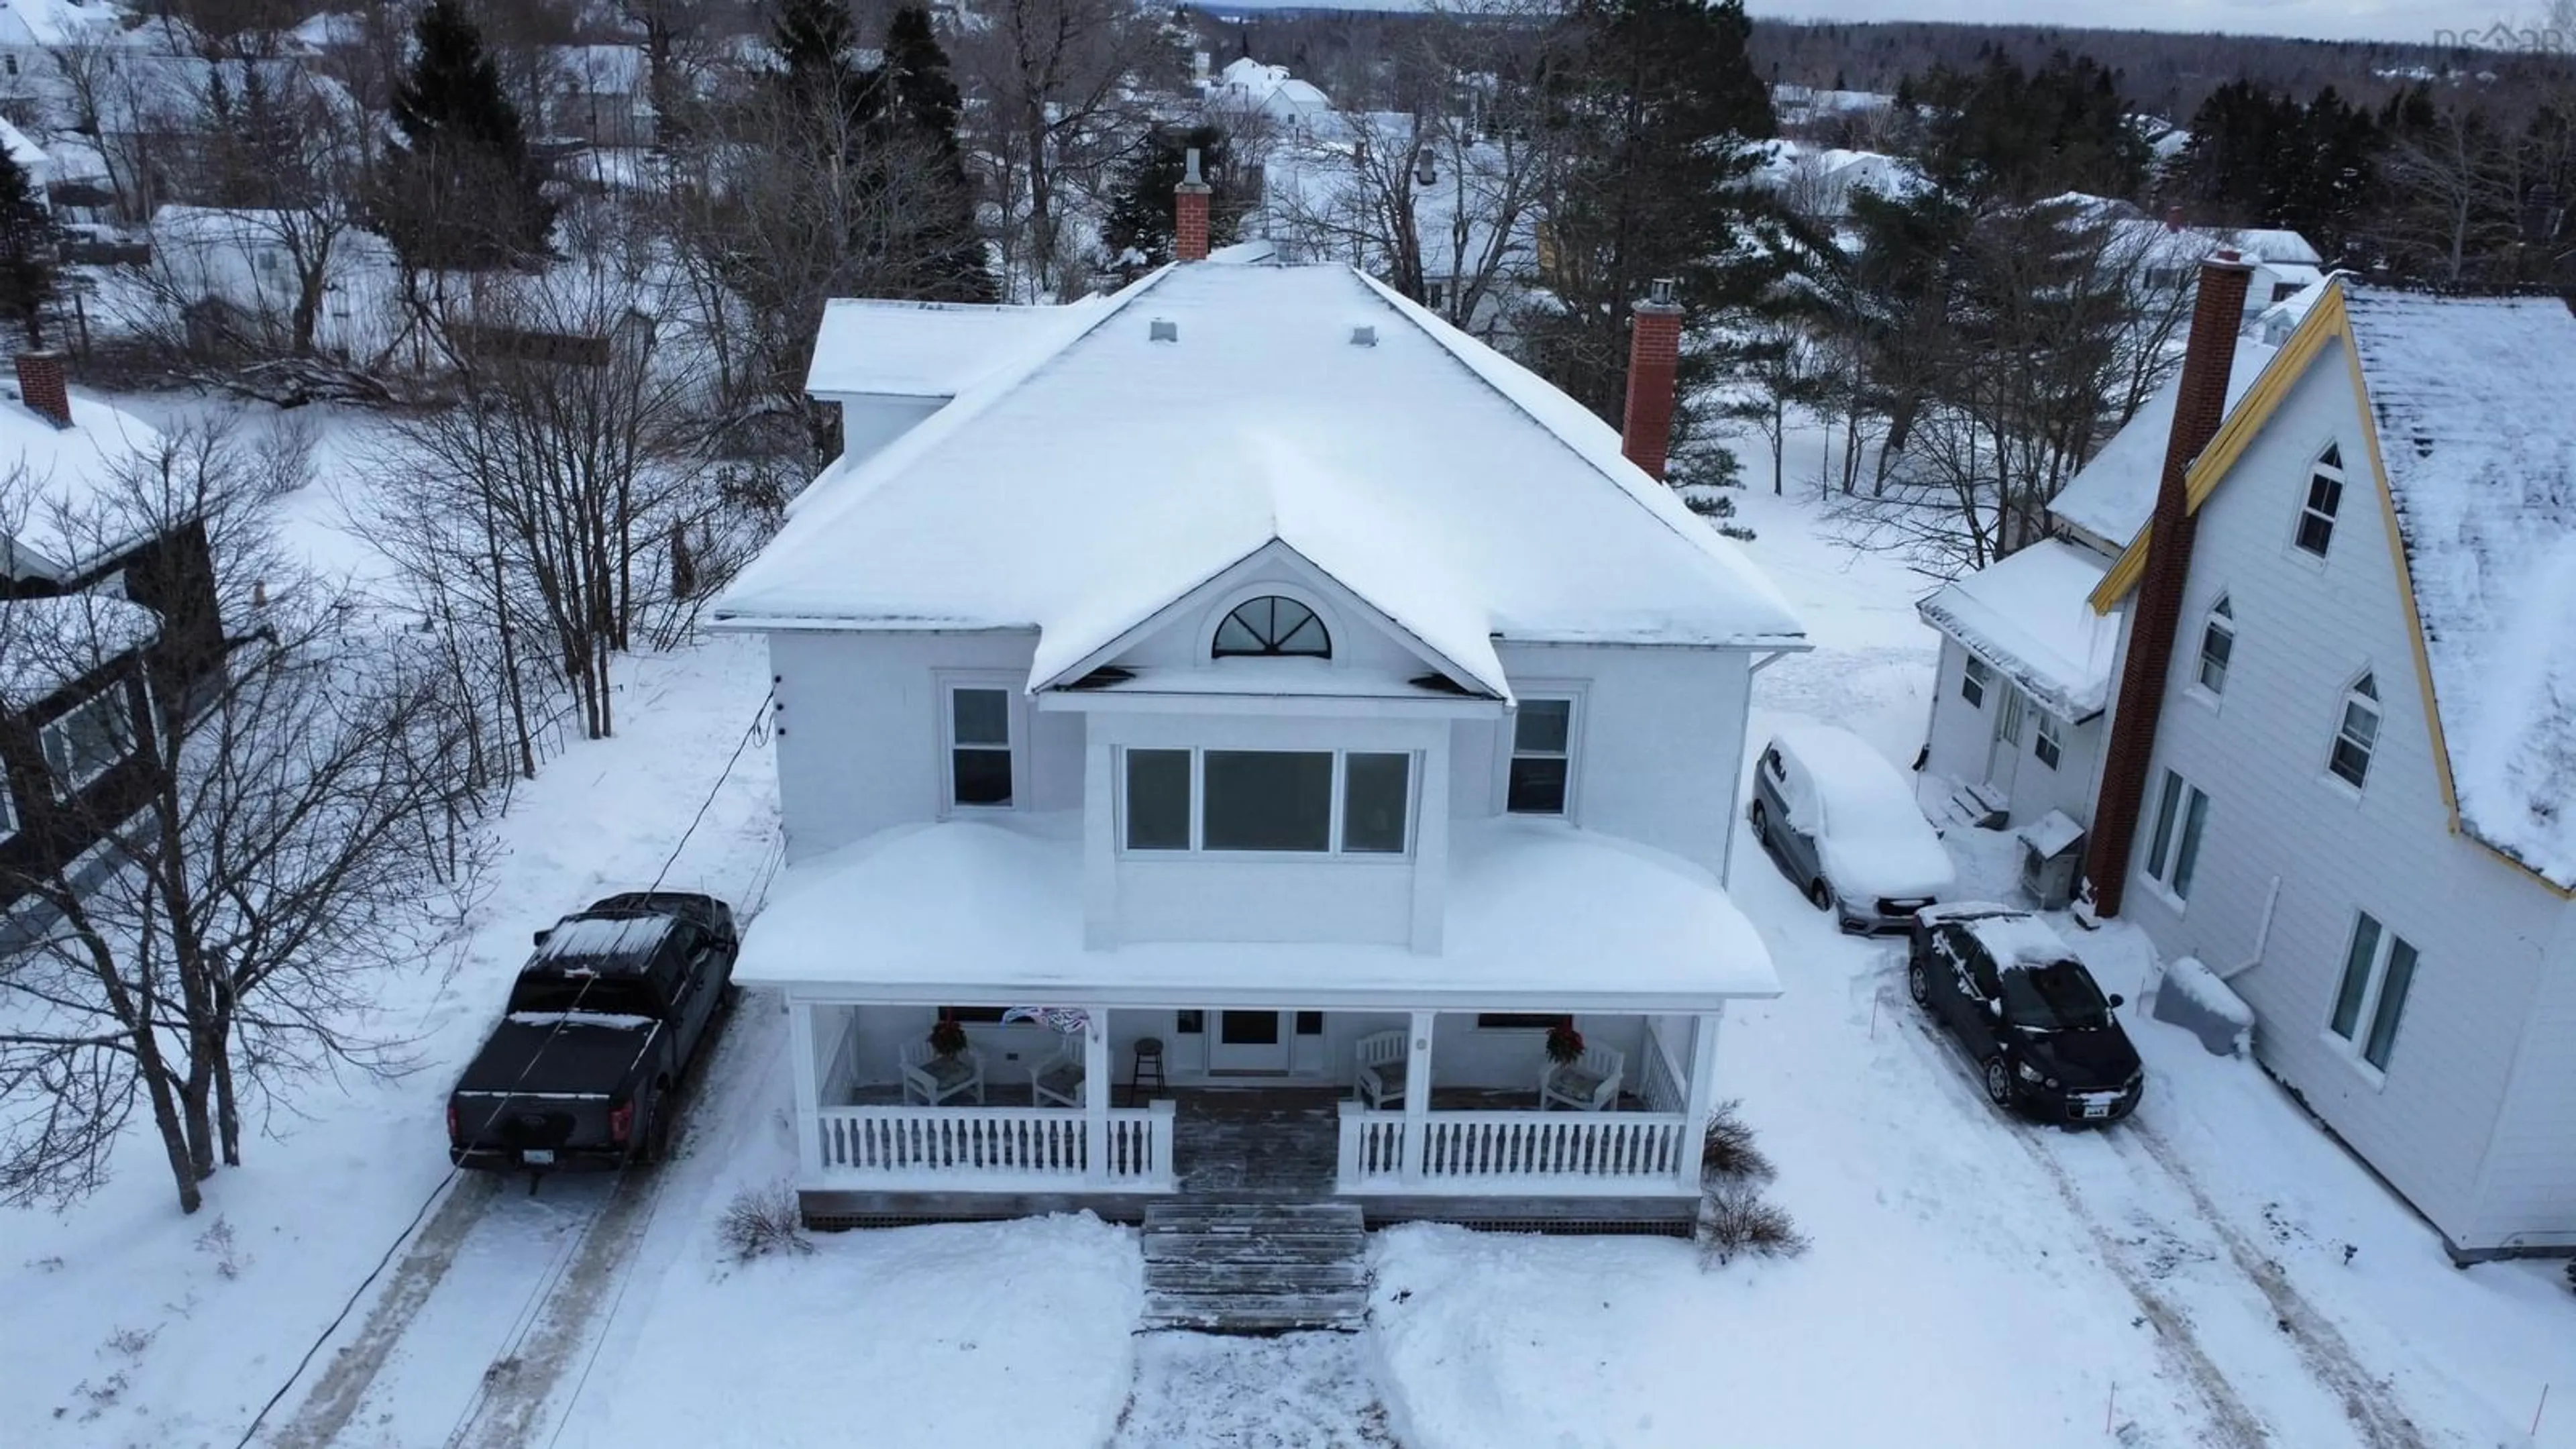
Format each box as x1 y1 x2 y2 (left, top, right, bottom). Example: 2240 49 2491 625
1120 747 1413 855
2141 767 2210 902
1507 698 1574 815
42 690 133 792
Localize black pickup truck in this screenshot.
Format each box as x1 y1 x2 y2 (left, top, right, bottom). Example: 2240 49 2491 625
447 892 739 1171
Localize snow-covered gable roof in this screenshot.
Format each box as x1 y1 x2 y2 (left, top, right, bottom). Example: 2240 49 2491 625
2340 286 2576 890
0 115 44 171
803 297 1107 399
0 593 155 708
2049 335 2275 551
1915 539 2121 722
0 384 164 577
718 261 1807 692
2230 228 2323 266
0 0 127 48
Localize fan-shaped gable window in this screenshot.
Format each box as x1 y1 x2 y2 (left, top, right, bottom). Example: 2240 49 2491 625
1212 596 1330 659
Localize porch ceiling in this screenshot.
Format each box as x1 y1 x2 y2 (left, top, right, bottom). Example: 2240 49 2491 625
736 812 1780 1010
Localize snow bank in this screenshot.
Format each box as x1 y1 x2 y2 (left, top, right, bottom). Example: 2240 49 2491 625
2149 954 2255 1059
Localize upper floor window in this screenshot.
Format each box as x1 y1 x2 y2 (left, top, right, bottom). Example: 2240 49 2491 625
945 684 1014 808
2328 910 2418 1071
1960 655 1990 709
1122 747 1412 855
2327 672 2379 789
1212 596 1330 659
2141 766 2209 903
42 690 133 793
1507 697 1574 815
2296 445 2344 557
2195 596 2234 696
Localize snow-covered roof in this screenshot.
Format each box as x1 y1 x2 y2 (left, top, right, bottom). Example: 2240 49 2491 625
802 297 1108 398
721 262 1807 696
2230 229 2323 266
1210 56 1332 118
734 812 1780 1006
0 593 156 708
0 384 164 577
2049 335 2276 551
0 0 127 48
1915 539 2121 722
2341 286 2576 889
0 115 44 172
2016 809 2085 860
551 43 645 95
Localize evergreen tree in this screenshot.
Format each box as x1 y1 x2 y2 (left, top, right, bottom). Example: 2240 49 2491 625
881 5 991 301
1099 125 1238 274
774 0 875 129
0 146 55 348
380 0 553 270
1525 0 1784 433
1909 50 2148 204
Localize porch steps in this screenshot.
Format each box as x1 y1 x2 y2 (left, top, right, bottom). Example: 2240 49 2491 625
1929 780 2009 835
1139 1199 1371 1334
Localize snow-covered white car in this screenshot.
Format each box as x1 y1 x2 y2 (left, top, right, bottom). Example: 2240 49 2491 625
1748 724 1957 933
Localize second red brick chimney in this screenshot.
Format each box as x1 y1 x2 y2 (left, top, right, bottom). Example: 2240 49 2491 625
1620 279 1682 480
2084 250 2253 917
1174 147 1212 263
14 350 70 429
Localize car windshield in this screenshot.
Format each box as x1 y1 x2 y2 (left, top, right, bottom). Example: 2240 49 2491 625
1999 961 2111 1031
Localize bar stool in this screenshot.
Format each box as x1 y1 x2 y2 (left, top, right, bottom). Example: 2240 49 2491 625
1128 1036 1167 1106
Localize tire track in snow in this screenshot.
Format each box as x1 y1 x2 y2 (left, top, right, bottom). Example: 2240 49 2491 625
2122 1126 2434 1449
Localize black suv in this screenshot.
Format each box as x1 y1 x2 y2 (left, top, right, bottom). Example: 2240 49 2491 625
1907 904 2143 1126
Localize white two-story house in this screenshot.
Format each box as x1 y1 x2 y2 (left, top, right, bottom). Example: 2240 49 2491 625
1921 266 2576 1261
713 244 1807 1230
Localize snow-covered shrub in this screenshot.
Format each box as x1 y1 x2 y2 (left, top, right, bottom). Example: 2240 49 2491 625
720 1183 812 1264
1697 1184 1809 1268
195 1216 249 1281
1701 1101 1775 1185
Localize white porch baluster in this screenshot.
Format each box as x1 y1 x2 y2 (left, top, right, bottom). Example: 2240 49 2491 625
1676 1006 1723 1191
1400 1010 1434 1182
1083 1004 1111 1186
788 999 822 1178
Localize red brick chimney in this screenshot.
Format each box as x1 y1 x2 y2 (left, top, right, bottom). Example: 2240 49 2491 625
1620 279 1682 480
14 350 70 429
2084 250 2253 917
1174 147 1212 263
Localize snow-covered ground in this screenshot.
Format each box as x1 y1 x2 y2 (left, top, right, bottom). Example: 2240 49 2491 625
3 407 2571 1448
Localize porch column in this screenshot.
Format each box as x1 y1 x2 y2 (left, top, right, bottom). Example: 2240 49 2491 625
787 998 822 1179
1401 1010 1434 1182
1083 1005 1112 1185
1675 1006 1724 1191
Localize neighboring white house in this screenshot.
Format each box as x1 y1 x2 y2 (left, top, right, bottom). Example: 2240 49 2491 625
1203 55 1334 133
1920 274 2576 1261
144 205 400 358
712 252 1807 1228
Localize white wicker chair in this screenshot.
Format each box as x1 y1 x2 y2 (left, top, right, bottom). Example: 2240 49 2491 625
899 1039 986 1106
1352 1030 1409 1110
1538 1044 1625 1112
1028 1036 1085 1108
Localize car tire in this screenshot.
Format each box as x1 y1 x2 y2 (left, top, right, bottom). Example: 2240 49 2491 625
1750 801 1770 847
1982 1056 2014 1109
639 1089 674 1165
1809 879 1835 914
1907 961 1931 1006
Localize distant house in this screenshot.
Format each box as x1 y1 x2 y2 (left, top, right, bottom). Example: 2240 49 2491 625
0 350 225 919
75 54 352 220
536 44 651 149
146 205 400 359
1204 56 1334 136
1756 142 1927 221
0 112 44 205
1918 264 2576 1263
0 0 128 105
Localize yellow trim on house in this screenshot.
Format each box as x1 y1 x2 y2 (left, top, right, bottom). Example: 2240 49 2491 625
2081 278 2576 900
2089 285 2353 611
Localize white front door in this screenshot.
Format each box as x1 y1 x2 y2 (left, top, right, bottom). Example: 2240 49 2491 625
1984 684 2026 802
1208 1010 1293 1073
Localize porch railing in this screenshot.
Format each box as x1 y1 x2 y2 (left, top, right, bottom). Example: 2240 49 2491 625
814 1102 1175 1189
1338 1106 1692 1195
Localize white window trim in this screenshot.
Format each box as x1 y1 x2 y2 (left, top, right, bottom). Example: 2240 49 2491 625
2136 766 2209 912
1196 580 1344 669
1116 745 1418 861
0 777 17 837
2188 596 2234 706
2031 710 2063 771
1960 655 1990 710
935 673 1024 816
2324 672 2380 796
2321 910 2417 1083
1500 687 1584 819
41 690 134 796
2292 445 2345 561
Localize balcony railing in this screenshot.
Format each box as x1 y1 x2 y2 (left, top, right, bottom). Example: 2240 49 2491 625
1337 1104 1692 1195
814 1102 1175 1189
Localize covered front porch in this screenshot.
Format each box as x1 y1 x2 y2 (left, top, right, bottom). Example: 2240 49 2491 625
789 1000 1727 1227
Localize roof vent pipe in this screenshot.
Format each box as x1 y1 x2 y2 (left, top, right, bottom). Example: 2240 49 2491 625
1148 318 1179 343
1350 325 1377 347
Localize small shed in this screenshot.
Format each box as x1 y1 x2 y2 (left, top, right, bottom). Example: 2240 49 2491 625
2015 810 2085 910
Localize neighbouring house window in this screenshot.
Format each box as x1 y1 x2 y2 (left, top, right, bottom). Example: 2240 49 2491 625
1340 753 1410 853
2296 445 2344 556
42 690 133 792
1425 281 1446 310
0 780 15 835
2140 767 2210 902
938 1006 1010 1024
2033 711 2063 771
1295 1011 1323 1034
946 685 1014 807
2328 910 2419 1071
2196 596 2235 696
1125 749 1192 850
1212 596 1330 658
1477 1013 1566 1030
1507 698 1573 815
1203 750 1334 851
2328 674 2380 789
1960 656 1990 708
1176 1010 1204 1034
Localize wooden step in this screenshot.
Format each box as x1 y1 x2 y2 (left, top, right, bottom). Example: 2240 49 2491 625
1138 1199 1369 1334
